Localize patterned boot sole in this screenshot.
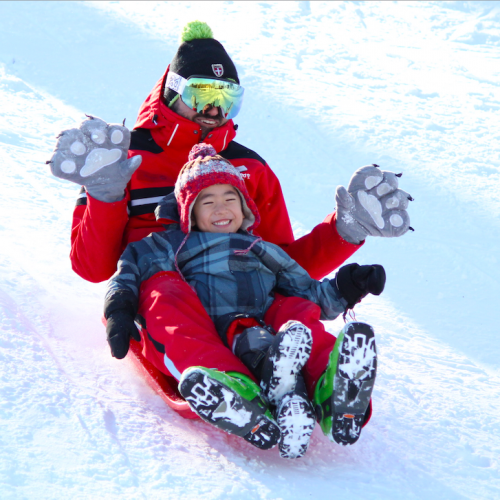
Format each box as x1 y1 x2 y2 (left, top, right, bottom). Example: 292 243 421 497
179 368 280 450
277 393 315 459
332 322 377 446
266 321 313 405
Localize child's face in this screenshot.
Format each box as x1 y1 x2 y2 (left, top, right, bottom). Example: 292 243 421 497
192 184 244 233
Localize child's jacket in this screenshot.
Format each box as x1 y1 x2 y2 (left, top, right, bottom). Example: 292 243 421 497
105 194 347 325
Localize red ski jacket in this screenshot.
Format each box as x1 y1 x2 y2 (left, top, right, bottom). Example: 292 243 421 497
70 68 362 283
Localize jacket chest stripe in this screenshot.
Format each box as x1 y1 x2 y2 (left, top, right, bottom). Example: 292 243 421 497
167 124 179 147
130 196 166 207
128 186 174 216
222 130 228 150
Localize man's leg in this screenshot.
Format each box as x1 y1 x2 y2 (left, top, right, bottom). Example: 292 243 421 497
137 271 254 381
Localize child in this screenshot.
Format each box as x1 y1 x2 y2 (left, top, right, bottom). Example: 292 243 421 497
105 144 385 458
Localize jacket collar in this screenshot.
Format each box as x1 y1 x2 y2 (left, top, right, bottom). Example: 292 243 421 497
155 191 180 226
134 66 237 155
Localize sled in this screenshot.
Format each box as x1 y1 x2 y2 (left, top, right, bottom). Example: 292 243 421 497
102 315 198 419
128 338 199 419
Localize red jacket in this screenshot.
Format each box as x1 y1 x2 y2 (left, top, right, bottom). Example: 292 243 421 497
70 68 362 283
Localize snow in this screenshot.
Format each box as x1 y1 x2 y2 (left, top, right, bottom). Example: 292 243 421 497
1 1 499 498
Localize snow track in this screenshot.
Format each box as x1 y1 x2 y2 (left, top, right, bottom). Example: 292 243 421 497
0 2 499 498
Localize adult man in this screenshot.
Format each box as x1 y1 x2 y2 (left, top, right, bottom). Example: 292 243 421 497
49 22 411 422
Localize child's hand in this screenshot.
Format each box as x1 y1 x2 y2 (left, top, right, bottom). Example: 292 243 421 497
48 115 142 202
336 263 386 309
335 165 413 244
106 310 141 359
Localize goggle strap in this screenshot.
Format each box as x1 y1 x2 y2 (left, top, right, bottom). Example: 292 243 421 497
165 71 188 95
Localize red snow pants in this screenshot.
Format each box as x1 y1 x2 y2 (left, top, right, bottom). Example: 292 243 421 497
136 271 337 397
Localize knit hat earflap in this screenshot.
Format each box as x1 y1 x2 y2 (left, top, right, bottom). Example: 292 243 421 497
175 144 260 234
164 21 239 105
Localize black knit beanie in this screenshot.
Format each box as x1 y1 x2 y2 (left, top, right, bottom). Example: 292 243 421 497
164 21 239 106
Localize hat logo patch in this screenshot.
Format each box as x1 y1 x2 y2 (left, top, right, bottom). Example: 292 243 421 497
212 64 224 77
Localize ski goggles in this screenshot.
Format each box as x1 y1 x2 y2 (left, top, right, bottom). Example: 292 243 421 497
166 72 244 119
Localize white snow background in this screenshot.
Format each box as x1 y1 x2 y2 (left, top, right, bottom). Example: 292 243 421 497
0 1 499 499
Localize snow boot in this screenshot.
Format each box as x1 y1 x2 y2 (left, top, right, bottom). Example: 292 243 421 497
179 367 280 450
275 373 315 459
313 322 377 446
233 320 314 458
260 320 313 405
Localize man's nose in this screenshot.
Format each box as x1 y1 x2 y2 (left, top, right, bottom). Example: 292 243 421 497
202 105 220 117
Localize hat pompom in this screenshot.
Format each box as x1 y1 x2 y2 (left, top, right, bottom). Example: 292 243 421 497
181 21 214 43
188 143 217 161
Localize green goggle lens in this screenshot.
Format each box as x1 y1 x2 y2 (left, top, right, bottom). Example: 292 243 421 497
181 78 244 120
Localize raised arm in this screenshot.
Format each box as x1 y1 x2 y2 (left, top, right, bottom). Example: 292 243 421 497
251 162 412 281
250 164 362 280
48 116 142 282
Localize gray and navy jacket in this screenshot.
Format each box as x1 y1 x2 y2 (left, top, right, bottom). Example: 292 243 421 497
105 193 348 330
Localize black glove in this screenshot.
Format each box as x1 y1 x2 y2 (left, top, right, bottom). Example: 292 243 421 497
336 263 386 309
106 310 141 359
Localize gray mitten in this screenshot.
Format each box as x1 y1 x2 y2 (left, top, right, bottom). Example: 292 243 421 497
336 164 413 244
48 116 142 202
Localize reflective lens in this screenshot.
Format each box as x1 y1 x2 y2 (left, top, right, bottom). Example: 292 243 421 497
181 77 244 120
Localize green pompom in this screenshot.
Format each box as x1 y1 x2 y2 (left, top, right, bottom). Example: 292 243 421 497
181 21 213 42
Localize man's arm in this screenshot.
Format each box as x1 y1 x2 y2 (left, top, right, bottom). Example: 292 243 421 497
250 163 362 280
70 191 130 283
241 155 411 280
48 116 142 283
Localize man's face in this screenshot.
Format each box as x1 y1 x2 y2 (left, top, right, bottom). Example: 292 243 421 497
192 184 244 234
171 98 229 139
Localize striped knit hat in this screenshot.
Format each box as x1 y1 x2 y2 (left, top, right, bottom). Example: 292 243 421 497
175 143 260 234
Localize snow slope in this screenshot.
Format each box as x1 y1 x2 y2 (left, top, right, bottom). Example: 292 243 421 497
0 2 499 499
